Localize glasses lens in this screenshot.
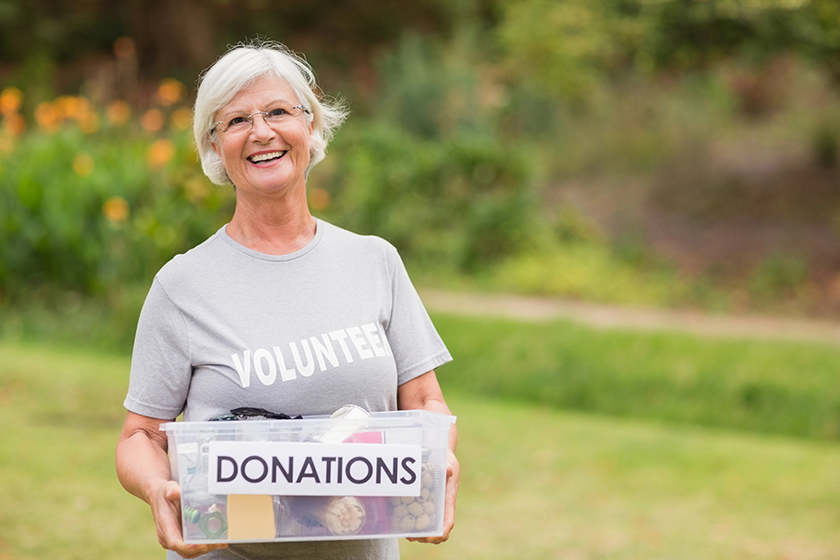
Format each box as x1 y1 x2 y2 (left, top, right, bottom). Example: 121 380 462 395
263 108 288 126
226 116 251 134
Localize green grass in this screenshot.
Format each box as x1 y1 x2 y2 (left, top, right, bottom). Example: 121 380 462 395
431 313 840 441
3 333 840 559
0 316 840 560
400 396 840 560
0 341 157 559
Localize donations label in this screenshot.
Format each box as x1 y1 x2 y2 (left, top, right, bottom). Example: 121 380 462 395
207 441 422 496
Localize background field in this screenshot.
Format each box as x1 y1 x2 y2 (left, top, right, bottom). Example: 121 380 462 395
3 313 840 560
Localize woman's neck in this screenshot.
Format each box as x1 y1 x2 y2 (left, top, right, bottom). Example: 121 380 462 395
226 194 317 255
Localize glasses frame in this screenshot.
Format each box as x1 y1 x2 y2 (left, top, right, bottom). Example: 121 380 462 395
211 105 311 137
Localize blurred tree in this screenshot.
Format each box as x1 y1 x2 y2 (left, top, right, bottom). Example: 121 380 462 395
122 0 216 78
0 0 454 97
496 0 618 103
635 0 836 71
494 0 840 106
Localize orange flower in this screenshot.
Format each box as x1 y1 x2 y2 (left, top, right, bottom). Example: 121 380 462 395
73 153 95 177
55 96 90 119
106 100 131 126
146 138 175 169
309 187 331 211
2 112 25 136
170 107 192 131
35 101 62 133
157 78 186 107
0 87 23 115
102 196 130 223
141 108 165 132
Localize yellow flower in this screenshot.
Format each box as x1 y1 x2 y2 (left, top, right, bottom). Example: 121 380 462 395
170 107 192 131
141 108 165 132
73 153 95 177
106 100 131 126
157 78 186 107
0 87 23 115
309 187 331 211
2 112 26 136
146 138 175 169
35 101 63 133
102 196 130 223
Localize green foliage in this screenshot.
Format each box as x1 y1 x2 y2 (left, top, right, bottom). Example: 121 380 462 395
497 0 621 103
488 243 689 307
317 122 539 271
0 107 234 301
310 33 546 272
636 0 840 72
374 33 489 138
748 253 810 303
495 0 840 110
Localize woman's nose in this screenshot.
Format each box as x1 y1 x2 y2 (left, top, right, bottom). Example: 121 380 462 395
250 112 275 139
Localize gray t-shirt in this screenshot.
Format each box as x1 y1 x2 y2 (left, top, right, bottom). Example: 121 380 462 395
124 219 452 560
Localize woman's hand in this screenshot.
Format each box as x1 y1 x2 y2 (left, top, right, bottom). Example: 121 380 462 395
148 479 228 558
406 449 459 544
116 411 228 558
398 370 459 544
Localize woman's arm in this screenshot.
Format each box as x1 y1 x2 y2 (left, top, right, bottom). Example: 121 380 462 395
397 370 459 544
115 411 228 558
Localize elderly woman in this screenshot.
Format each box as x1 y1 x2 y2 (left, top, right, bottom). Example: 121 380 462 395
115 41 458 560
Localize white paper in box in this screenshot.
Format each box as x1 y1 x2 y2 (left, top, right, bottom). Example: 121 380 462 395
161 409 454 544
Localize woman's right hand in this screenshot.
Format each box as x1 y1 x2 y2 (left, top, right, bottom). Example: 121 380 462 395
149 479 228 558
148 480 227 558
117 411 228 559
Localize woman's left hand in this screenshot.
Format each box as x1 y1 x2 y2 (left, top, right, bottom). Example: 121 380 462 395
407 449 459 544
398 370 459 544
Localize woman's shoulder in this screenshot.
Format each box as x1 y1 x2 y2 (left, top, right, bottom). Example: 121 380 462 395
319 220 399 258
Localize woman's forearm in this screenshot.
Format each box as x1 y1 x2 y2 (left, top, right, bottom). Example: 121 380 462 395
116 412 174 502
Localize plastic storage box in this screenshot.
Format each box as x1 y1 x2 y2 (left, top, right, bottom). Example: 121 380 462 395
161 409 455 544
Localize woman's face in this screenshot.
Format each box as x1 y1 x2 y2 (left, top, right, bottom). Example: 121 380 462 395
211 74 313 200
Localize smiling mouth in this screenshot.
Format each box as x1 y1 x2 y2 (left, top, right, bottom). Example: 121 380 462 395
248 151 286 164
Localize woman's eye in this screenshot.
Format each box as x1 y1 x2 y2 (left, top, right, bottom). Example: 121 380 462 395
268 108 288 117
228 116 247 127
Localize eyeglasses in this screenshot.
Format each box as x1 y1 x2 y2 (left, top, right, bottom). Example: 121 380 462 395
211 104 311 137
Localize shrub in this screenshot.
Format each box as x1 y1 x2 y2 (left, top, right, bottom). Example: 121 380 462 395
0 92 234 301
315 121 541 271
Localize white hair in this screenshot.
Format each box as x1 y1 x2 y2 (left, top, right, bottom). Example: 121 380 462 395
193 40 349 185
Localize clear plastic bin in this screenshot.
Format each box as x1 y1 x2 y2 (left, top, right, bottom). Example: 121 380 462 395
161 409 455 543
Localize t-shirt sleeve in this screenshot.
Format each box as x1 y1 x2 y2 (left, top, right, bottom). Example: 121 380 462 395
123 278 192 419
384 246 453 385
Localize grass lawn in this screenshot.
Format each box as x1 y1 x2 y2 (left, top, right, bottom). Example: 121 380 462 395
432 313 840 441
2 340 840 560
403 396 840 560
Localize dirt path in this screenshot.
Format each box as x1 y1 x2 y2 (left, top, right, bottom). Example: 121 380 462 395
418 289 840 346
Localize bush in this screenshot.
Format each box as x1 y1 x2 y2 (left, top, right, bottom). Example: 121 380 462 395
0 91 234 301
315 121 541 271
